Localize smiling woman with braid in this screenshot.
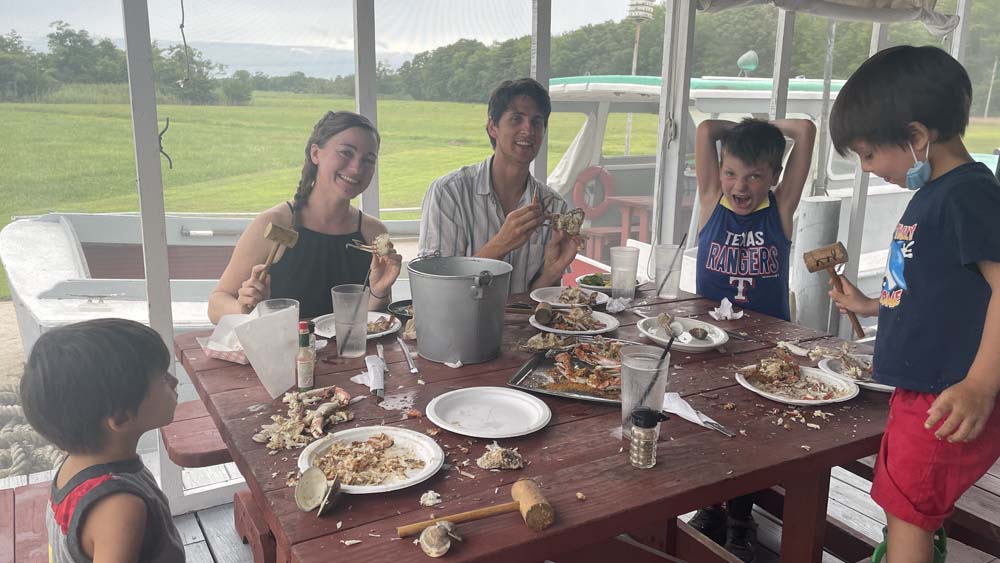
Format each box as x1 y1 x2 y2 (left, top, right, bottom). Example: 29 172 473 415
208 111 402 322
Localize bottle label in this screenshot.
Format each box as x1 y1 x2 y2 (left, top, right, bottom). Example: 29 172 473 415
297 360 315 390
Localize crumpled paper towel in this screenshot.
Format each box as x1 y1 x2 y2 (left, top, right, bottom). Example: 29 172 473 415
233 307 298 399
708 298 744 320
350 355 386 394
606 297 630 313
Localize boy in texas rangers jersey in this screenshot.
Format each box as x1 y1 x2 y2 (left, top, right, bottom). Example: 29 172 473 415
688 117 816 562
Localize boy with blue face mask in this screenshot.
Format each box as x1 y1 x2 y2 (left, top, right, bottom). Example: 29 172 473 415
829 45 1000 563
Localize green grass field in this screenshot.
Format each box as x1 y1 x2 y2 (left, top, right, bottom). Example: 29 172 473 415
0 91 997 299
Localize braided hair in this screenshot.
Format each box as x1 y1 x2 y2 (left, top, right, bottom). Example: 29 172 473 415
292 111 381 228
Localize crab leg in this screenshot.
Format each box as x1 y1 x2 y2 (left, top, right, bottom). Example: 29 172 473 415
346 239 376 254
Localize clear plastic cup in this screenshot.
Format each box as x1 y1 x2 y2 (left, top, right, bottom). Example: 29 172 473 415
610 246 639 300
620 345 670 438
654 244 683 299
257 298 299 317
331 284 369 358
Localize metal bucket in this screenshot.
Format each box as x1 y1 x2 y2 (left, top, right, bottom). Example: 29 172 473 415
407 256 512 364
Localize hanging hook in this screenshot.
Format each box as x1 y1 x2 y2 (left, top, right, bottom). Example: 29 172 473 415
159 117 173 169
177 0 192 88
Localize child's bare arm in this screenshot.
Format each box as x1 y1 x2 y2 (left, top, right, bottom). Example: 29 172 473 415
695 120 735 231
925 260 1000 442
772 119 817 235
81 493 147 562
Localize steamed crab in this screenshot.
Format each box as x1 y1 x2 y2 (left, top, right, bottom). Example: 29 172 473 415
520 332 575 353
546 207 587 247
347 232 395 256
252 385 354 450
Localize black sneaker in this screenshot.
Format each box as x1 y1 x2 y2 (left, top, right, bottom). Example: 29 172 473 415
725 516 758 563
688 506 727 545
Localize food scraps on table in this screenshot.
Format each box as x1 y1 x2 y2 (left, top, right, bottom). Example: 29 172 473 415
252 385 354 451
556 286 598 306
475 441 525 470
739 349 849 402
542 307 606 332
367 315 397 334
579 273 609 287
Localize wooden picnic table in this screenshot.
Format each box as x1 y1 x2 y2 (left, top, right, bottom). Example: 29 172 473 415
175 288 886 563
606 195 654 246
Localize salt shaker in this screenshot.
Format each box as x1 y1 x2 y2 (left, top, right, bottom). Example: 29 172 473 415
629 407 667 469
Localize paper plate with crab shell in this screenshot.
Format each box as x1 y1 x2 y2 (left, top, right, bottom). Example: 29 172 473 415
636 316 728 353
530 286 609 309
312 312 401 340
817 355 893 393
735 365 859 406
529 311 619 336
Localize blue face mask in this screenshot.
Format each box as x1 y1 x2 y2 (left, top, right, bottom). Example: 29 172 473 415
906 142 931 190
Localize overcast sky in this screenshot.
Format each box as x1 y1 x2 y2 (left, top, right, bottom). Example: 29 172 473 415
4 0 633 54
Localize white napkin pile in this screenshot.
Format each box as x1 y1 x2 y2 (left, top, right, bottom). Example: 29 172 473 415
606 297 630 313
351 355 386 394
708 298 744 320
661 392 724 430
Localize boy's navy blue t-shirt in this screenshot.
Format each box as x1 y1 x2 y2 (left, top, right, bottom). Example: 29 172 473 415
874 162 1000 393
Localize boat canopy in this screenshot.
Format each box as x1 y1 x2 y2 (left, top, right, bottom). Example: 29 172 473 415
698 0 958 35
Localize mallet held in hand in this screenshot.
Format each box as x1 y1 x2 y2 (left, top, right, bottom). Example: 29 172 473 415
396 479 555 537
802 242 865 339
242 223 300 313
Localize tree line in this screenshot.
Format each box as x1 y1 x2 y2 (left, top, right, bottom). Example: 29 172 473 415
2 4 998 115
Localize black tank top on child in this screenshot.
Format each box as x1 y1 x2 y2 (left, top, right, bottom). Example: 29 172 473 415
269 203 371 318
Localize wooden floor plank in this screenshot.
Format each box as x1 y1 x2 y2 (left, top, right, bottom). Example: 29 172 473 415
184 541 216 563
174 512 206 546
197 503 253 563
184 464 233 491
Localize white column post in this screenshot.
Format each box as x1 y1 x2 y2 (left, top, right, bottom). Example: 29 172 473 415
946 0 972 64
769 9 795 120
837 23 888 340
652 0 696 246
354 0 379 217
120 0 182 506
530 0 552 181
814 20 836 196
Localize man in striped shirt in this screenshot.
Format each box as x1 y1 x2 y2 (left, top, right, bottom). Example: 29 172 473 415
419 78 578 293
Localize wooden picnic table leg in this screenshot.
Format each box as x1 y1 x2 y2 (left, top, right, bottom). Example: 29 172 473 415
620 205 633 247
779 468 832 563
638 209 651 243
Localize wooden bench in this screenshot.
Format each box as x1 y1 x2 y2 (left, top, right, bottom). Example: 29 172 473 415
0 481 50 562
843 456 1000 557
160 399 232 468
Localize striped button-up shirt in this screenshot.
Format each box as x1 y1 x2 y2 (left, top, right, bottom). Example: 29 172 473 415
418 157 569 294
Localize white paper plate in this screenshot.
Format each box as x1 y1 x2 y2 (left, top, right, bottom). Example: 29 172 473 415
575 273 613 293
426 387 552 438
528 310 620 336
530 286 609 309
636 316 729 353
818 356 892 393
735 365 859 406
297 426 444 494
312 312 401 340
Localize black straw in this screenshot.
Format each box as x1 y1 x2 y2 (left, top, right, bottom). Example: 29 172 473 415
654 232 688 298
637 334 675 408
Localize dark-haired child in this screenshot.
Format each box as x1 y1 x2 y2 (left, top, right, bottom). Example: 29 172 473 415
689 117 816 562
21 318 184 562
828 45 1000 563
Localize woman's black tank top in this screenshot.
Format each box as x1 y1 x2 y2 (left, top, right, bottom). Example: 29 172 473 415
268 203 371 318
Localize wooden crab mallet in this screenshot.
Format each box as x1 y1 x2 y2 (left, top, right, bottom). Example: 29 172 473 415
803 241 865 339
396 479 555 537
242 223 299 312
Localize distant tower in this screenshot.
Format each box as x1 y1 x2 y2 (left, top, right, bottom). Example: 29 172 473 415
737 50 759 78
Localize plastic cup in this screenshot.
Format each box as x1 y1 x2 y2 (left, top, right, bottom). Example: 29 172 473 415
619 345 670 438
654 244 683 299
257 298 299 317
331 284 369 358
610 246 639 300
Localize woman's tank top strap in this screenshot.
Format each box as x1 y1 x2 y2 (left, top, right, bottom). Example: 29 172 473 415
695 191 791 321
357 208 363 232
286 201 295 215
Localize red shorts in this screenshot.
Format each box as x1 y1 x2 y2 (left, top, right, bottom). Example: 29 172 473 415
871 388 1000 531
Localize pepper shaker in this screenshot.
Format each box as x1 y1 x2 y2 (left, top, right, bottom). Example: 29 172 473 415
629 407 667 469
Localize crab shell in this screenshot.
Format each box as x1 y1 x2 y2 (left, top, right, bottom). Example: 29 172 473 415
419 521 461 557
373 233 394 256
295 466 339 514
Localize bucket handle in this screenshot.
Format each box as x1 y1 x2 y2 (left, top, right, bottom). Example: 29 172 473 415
470 270 494 300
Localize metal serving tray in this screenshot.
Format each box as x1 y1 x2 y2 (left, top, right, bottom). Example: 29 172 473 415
506 337 640 405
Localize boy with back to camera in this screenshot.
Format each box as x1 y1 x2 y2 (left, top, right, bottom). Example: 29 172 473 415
20 318 185 562
688 116 816 561
828 45 1000 563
